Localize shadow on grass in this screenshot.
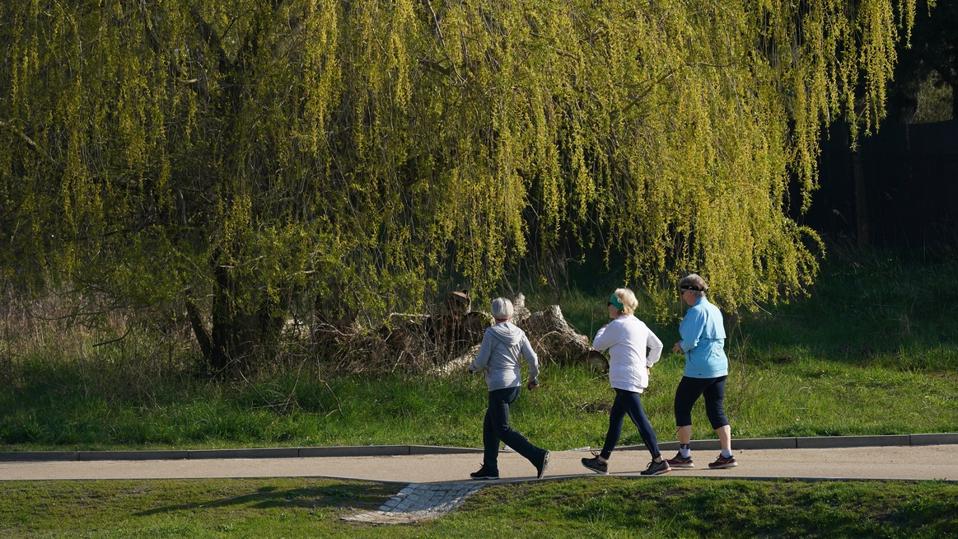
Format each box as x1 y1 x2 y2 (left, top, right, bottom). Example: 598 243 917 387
134 482 398 516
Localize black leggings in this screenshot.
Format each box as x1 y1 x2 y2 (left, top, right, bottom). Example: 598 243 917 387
600 389 661 460
483 387 546 470
674 376 729 430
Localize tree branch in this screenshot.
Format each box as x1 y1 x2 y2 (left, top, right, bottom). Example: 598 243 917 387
139 0 162 54
189 5 230 73
93 325 133 347
618 68 678 118
423 0 465 84
0 119 57 166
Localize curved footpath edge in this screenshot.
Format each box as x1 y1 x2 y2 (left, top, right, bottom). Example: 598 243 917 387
1 433 956 462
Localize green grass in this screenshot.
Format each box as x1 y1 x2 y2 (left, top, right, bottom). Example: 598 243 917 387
1 353 955 451
1 477 956 537
1 251 956 451
0 478 398 538
735 251 958 371
553 250 958 372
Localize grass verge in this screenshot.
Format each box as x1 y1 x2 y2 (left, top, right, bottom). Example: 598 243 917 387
1 477 956 537
1 357 956 451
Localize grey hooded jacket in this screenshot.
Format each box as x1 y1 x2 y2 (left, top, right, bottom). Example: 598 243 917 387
469 322 539 391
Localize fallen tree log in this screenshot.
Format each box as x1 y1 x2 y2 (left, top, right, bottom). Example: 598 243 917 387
315 290 605 375
518 305 591 364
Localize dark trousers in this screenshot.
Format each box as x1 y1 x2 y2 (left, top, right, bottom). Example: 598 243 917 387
674 375 729 429
600 388 661 459
483 386 545 470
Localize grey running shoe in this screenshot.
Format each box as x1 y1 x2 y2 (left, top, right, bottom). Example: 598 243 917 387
666 452 694 469
640 459 671 476
708 454 738 469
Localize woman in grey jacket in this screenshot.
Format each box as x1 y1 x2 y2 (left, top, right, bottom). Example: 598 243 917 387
468 297 550 480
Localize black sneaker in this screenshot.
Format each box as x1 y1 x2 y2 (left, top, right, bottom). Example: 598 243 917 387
708 454 738 469
640 458 671 476
581 456 608 475
469 465 499 480
666 452 694 469
535 451 550 479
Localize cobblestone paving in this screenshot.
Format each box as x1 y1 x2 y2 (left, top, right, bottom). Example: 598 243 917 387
343 481 484 524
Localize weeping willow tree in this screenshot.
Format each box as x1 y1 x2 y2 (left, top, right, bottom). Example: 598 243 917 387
0 0 929 368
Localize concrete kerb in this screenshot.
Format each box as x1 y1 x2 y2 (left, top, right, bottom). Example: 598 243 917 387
795 435 911 449
1 434 956 462
0 445 484 462
409 445 484 455
0 451 78 462
910 433 958 445
299 445 408 458
78 450 189 461
616 433 958 454
188 448 300 460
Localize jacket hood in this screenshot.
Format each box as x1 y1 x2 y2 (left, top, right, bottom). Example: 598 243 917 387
488 322 523 346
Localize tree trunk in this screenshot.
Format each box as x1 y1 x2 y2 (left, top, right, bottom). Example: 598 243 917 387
185 295 225 371
186 254 283 375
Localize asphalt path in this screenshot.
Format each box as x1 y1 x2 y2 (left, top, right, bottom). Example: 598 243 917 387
2 445 955 483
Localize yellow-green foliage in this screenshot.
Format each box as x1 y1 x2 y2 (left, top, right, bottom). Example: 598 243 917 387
0 0 927 318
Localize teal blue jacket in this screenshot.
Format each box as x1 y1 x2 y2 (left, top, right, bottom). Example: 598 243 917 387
678 296 728 378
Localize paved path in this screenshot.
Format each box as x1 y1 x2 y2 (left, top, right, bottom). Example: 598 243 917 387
342 482 484 524
2 445 956 483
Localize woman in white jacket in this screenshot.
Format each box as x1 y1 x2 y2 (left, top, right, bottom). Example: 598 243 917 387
581 288 670 476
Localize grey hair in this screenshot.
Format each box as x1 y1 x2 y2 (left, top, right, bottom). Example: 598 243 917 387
491 297 514 320
679 274 708 298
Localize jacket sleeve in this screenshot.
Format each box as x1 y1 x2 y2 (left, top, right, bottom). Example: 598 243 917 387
520 334 540 381
646 329 664 367
470 333 492 373
679 308 705 353
592 323 614 352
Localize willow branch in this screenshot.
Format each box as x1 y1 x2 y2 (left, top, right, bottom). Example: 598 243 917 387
189 5 230 73
0 120 56 166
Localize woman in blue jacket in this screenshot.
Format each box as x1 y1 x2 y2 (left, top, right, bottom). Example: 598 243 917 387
667 274 737 469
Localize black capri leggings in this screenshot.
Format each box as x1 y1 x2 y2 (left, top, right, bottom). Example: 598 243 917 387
674 375 729 429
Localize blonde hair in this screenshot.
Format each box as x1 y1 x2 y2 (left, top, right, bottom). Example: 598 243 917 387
613 288 638 315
